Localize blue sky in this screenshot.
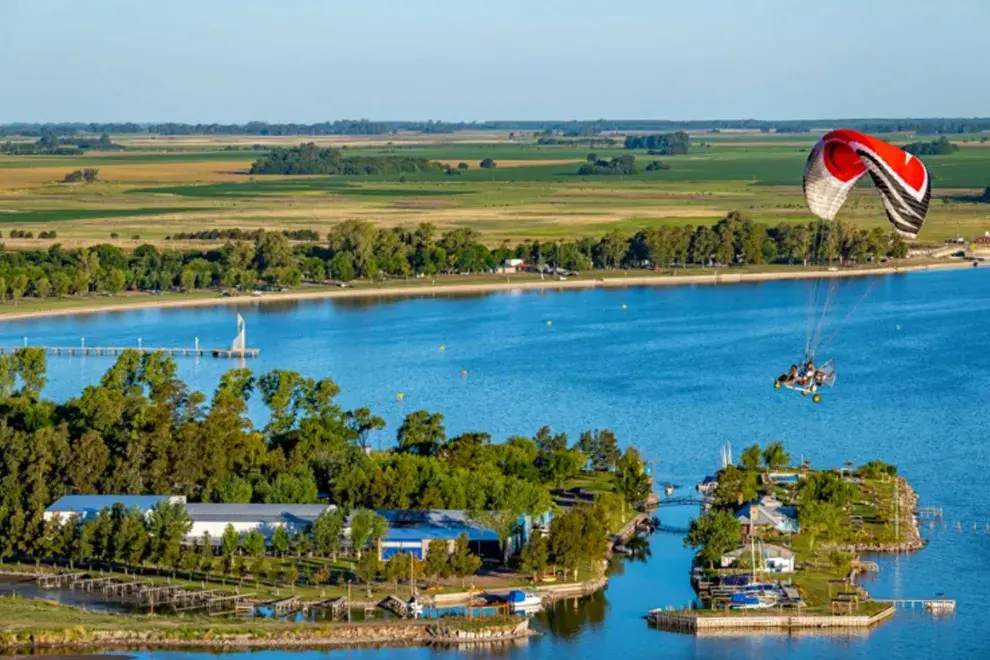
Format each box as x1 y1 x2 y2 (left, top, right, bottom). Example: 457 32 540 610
1 0 988 122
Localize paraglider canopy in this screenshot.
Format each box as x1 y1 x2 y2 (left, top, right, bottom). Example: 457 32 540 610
803 129 931 238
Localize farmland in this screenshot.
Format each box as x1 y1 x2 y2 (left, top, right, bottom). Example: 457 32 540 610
1 131 990 249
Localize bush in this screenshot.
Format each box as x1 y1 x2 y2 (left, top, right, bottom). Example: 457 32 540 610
479 158 497 169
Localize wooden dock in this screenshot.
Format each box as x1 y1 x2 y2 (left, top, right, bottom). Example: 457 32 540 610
0 346 258 359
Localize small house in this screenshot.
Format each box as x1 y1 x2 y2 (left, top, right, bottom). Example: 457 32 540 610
720 543 796 573
734 496 799 536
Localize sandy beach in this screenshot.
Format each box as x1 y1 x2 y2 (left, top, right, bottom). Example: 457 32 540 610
0 260 975 324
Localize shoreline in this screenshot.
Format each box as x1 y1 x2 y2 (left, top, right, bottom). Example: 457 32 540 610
0 260 975 324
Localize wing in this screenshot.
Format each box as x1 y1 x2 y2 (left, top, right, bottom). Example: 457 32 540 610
803 129 932 238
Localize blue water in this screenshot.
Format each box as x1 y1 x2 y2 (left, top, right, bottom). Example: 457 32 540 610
2 268 987 659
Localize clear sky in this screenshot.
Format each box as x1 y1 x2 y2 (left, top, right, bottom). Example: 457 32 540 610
2 0 988 123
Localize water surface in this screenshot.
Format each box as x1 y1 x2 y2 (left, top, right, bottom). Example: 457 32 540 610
2 269 986 659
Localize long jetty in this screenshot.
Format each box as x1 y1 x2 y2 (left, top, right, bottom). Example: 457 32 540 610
0 345 258 359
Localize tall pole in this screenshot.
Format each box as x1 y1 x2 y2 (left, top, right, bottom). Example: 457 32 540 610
347 580 352 622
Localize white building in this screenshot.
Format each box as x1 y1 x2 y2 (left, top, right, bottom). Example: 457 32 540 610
43 495 186 523
185 503 335 544
720 543 795 573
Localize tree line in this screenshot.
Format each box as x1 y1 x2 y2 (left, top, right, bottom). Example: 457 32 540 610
0 348 650 567
248 143 445 176
5 118 990 138
902 136 959 156
623 131 691 154
0 215 909 302
166 229 320 242
0 133 122 156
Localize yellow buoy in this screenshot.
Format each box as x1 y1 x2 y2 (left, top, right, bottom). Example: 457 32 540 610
621 304 628 310
545 320 552 326
460 369 468 376
439 345 446 351
396 392 404 401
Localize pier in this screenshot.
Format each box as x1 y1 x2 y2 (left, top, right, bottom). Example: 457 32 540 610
4 313 258 359
0 345 259 359
872 598 956 611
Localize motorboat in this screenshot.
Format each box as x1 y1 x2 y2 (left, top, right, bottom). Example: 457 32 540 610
506 590 543 615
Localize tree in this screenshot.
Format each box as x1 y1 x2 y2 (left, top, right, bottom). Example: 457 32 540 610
520 533 549 582
312 509 344 558
221 523 240 559
382 552 411 593
479 158 497 169
345 407 386 450
272 526 290 557
243 529 266 557
762 441 791 471
713 465 759 508
14 347 47 395
740 444 762 471
799 501 842 550
397 410 446 456
423 539 450 586
614 447 652 506
350 509 387 558
146 500 192 572
469 509 519 565
684 510 741 568
355 551 381 596
448 533 481 587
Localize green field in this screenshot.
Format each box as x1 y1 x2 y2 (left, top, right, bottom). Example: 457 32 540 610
1 131 990 248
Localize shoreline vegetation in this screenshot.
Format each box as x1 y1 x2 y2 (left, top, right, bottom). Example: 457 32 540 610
0 258 972 324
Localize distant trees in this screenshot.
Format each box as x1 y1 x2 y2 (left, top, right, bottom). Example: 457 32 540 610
249 143 445 175
624 131 690 155
62 168 99 183
902 136 959 156
577 155 637 175
479 158 497 169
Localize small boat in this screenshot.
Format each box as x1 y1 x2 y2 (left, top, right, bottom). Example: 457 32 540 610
664 484 675 496
506 590 543 615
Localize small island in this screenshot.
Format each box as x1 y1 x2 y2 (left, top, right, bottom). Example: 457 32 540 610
650 441 934 633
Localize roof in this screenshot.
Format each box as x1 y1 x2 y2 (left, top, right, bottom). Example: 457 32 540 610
45 495 178 516
735 497 798 527
723 544 795 560
375 509 500 543
184 503 334 524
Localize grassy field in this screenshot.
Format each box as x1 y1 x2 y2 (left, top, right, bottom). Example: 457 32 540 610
1 131 990 248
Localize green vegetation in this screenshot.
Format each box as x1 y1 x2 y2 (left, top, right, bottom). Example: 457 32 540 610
624 131 691 154
62 168 99 183
249 143 445 175
0 348 642 593
689 442 918 614
903 136 958 156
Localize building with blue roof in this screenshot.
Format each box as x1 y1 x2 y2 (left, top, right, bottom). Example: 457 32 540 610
43 495 184 522
45 495 549 562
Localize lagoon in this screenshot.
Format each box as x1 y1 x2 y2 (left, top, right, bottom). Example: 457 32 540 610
1 268 987 658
